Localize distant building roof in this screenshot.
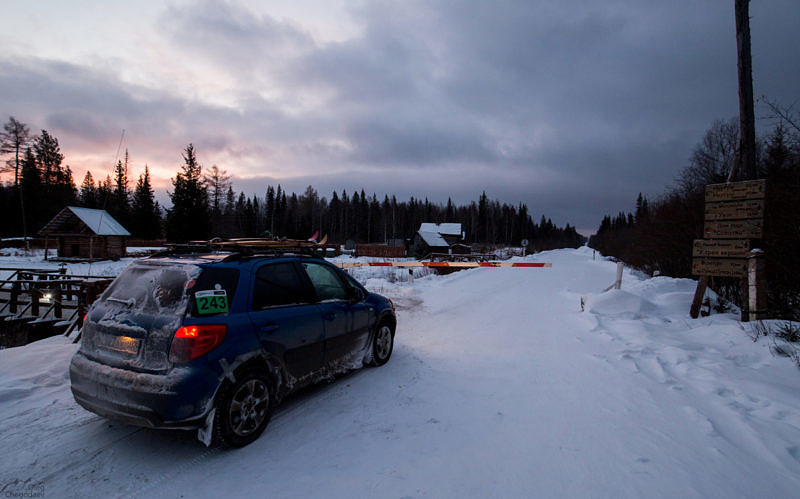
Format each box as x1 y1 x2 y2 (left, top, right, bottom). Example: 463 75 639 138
418 231 449 247
39 206 131 236
418 223 462 236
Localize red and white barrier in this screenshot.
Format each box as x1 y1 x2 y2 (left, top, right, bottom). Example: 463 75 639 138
334 261 551 268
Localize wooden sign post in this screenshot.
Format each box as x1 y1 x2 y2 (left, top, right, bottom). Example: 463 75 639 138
690 179 766 321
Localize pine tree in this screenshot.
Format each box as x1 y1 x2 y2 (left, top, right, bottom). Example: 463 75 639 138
33 130 64 186
341 190 349 239
391 195 398 239
97 175 113 206
252 196 263 235
244 197 256 236
288 193 299 237
266 185 275 234
18 148 39 243
368 194 380 243
382 195 391 241
360 189 368 241
329 191 341 241
60 165 77 203
131 166 161 239
478 191 488 243
301 185 319 238
32 129 75 221
634 193 648 224
224 185 235 215
79 172 98 208
445 197 455 222
277 190 287 236
111 150 131 226
166 144 211 242
235 192 247 235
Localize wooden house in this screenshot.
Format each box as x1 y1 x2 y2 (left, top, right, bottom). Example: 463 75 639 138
39 207 131 260
409 223 465 258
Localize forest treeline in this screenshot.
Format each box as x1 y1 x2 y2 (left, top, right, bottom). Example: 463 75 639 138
589 109 800 320
0 117 585 250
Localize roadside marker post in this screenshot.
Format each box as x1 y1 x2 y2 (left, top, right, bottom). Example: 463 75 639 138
602 262 624 292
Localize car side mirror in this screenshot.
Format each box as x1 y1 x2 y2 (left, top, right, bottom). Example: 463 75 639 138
349 287 364 302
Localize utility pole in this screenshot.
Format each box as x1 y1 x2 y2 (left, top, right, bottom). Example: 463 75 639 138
730 0 757 182
734 0 764 321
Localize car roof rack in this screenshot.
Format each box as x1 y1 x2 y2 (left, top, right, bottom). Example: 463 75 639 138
150 237 331 261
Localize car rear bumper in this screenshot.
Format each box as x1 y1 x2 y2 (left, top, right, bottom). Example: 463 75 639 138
69 351 216 429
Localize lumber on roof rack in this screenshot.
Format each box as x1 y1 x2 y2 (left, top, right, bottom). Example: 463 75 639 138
150 236 331 258
211 234 328 248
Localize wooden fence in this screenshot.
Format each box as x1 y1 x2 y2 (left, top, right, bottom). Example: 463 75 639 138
0 267 112 347
354 244 407 258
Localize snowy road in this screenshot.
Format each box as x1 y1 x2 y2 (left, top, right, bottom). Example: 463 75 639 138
2 248 800 498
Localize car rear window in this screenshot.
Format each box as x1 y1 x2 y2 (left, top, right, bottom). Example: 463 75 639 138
101 262 200 314
187 267 240 317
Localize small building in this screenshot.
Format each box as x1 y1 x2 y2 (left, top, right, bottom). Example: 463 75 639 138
410 223 465 258
39 206 131 260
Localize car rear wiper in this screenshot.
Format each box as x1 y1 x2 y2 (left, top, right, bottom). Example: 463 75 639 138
107 296 136 307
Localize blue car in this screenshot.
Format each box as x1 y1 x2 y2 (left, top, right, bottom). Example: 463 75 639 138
69 249 396 447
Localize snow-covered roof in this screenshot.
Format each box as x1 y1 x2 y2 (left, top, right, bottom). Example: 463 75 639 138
68 207 130 236
418 231 449 247
418 223 462 236
39 206 131 236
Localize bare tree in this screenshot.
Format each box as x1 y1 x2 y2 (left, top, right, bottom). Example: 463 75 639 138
678 118 740 195
0 116 32 185
763 97 800 145
203 164 231 215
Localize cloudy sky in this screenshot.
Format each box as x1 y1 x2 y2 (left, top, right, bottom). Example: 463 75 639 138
1 0 798 232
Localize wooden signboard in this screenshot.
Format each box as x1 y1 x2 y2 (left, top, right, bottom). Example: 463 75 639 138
704 219 763 239
705 179 766 203
692 179 767 320
704 199 764 221
692 258 747 277
692 239 749 258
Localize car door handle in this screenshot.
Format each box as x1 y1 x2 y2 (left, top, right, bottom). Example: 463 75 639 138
323 312 336 321
260 323 279 333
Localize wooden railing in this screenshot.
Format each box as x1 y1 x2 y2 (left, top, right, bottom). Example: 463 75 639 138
0 268 113 347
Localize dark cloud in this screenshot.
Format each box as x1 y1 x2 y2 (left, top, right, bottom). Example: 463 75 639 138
0 57 307 170
2 0 798 233
160 0 315 84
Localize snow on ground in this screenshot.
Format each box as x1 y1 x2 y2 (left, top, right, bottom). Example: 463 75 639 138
0 250 134 280
2 247 800 498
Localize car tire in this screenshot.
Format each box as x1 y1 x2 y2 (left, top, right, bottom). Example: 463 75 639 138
213 370 273 448
365 321 394 366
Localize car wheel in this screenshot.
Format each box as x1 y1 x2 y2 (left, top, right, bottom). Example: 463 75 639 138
213 370 273 448
365 322 394 366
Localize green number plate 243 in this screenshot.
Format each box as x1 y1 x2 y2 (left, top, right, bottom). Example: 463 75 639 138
195 289 229 314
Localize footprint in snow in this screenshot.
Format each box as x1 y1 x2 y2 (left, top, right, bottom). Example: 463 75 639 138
787 446 800 464
683 406 717 436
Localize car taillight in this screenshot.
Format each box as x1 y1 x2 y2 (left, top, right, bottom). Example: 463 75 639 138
169 324 227 363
